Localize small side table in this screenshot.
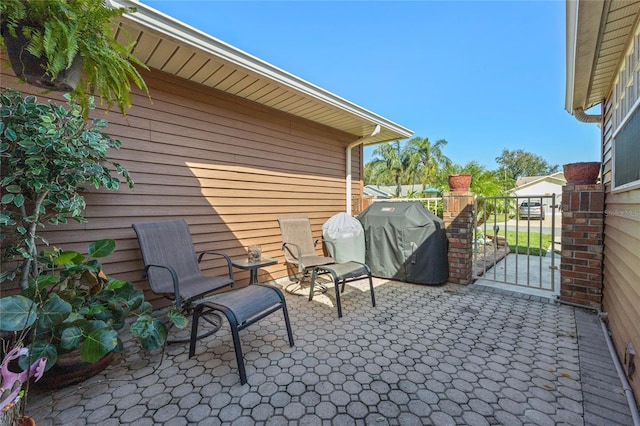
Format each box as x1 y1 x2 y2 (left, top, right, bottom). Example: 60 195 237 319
231 257 278 285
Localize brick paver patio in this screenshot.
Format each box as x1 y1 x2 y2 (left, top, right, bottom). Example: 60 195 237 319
28 279 633 425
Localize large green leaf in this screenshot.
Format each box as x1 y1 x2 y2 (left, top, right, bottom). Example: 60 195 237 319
168 309 188 329
80 321 119 363
20 341 58 372
0 295 37 331
130 317 168 350
53 250 82 265
88 239 115 258
38 293 72 329
34 274 60 289
138 301 153 315
60 326 82 350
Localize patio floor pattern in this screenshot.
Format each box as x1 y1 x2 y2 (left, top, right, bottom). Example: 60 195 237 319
28 278 634 425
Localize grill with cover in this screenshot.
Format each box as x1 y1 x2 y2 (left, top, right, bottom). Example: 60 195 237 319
357 201 448 284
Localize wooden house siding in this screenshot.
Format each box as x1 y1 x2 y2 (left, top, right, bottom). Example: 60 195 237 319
1 66 365 305
600 32 640 398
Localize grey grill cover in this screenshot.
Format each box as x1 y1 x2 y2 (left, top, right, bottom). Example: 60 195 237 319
357 201 448 284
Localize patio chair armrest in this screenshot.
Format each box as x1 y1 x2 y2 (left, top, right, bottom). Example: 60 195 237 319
282 242 302 263
143 263 184 310
316 238 336 258
198 251 235 284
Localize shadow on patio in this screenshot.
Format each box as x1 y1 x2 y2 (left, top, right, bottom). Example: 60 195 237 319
29 278 633 425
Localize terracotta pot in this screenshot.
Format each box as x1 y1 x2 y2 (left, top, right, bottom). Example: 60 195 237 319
17 416 35 426
448 174 472 192
1 23 82 92
563 162 601 185
35 351 114 390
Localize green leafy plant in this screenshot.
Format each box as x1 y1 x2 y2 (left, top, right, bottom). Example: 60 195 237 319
0 88 187 372
0 239 187 371
0 0 149 115
0 88 133 289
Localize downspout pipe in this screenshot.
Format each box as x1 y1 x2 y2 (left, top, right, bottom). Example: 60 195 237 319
600 318 640 426
573 107 602 123
346 125 381 215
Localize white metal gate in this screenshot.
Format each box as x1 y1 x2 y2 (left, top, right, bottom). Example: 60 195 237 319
473 195 559 294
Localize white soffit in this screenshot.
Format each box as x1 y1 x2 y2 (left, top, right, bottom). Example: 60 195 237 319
566 0 640 113
106 0 413 144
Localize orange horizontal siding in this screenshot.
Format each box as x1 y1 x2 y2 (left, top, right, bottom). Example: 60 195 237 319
0 63 363 306
601 92 640 401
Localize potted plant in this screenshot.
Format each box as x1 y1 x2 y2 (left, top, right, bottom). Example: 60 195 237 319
447 173 472 192
563 161 601 185
1 239 187 388
0 88 185 409
0 0 149 116
0 87 134 289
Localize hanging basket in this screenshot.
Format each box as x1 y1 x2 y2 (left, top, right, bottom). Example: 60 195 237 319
448 174 472 192
563 162 601 185
1 24 83 92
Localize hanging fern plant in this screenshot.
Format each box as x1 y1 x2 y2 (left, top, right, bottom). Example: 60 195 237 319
0 0 149 117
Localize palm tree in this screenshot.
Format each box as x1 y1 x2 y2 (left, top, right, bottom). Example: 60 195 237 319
367 141 406 196
403 137 451 188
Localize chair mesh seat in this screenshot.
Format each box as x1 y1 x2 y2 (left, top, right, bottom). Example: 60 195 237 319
310 261 375 318
133 219 294 385
278 216 335 283
209 285 283 324
314 261 369 280
300 254 335 269
178 275 234 301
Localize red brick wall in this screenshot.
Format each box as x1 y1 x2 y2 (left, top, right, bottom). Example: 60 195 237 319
443 192 474 284
560 184 605 308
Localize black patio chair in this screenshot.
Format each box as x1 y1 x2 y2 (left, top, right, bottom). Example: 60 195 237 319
132 220 294 384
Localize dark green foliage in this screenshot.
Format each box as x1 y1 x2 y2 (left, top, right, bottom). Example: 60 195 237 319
0 89 186 371
1 240 185 371
0 0 149 116
0 88 133 288
495 148 560 188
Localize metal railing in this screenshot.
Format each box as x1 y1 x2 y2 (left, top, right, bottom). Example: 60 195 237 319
370 197 443 216
473 194 558 293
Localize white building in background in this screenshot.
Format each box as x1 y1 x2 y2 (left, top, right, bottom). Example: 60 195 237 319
510 172 566 214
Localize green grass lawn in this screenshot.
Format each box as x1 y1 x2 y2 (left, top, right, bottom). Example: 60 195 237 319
502 230 552 256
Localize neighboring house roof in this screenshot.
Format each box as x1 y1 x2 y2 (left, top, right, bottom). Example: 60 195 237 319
514 172 566 189
107 0 412 145
363 186 392 199
510 172 566 194
566 1 640 113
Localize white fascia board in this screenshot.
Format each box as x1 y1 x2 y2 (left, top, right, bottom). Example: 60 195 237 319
565 0 579 114
107 0 413 139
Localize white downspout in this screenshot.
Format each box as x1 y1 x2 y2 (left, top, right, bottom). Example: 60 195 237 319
573 107 602 123
346 125 381 215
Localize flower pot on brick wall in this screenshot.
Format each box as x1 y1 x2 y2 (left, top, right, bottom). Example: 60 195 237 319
448 174 472 192
563 162 601 185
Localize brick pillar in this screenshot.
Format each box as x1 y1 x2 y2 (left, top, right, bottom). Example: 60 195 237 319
560 184 604 309
443 191 475 284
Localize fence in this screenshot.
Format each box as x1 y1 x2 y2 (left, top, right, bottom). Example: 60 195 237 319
370 197 443 217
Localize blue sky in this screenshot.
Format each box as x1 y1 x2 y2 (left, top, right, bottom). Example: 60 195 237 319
142 0 601 170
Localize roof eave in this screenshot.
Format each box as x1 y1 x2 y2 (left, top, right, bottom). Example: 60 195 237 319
565 0 605 114
565 0 640 116
106 0 413 142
